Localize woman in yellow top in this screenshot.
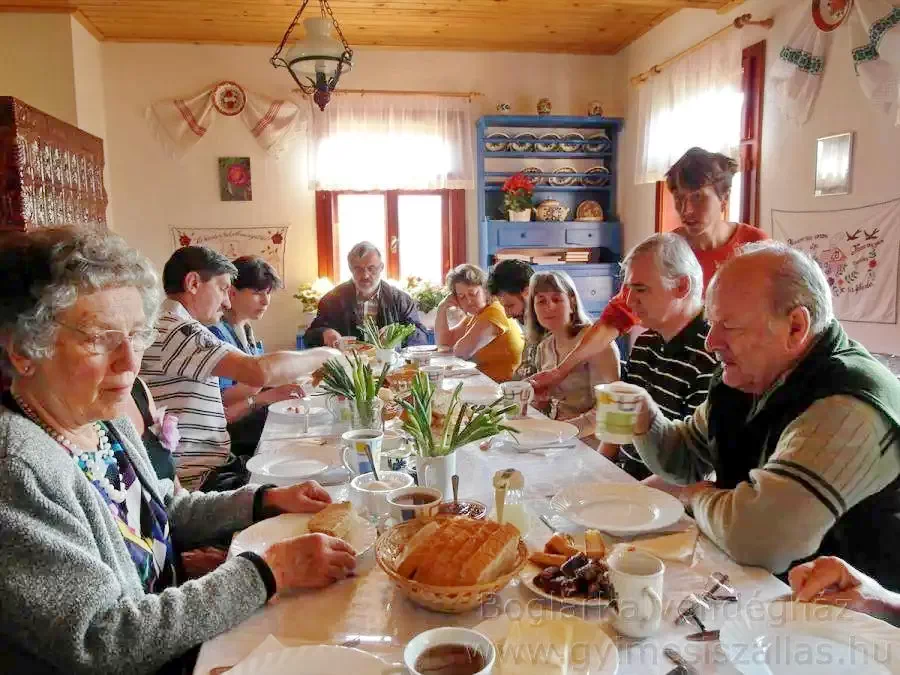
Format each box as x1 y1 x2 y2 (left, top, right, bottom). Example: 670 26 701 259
435 264 524 382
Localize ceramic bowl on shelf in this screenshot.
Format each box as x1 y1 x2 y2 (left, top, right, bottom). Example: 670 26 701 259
535 199 570 222
576 199 604 221
521 166 544 185
560 132 585 153
586 132 611 153
535 133 560 152
509 132 537 152
484 132 509 152
582 166 611 187
548 167 577 186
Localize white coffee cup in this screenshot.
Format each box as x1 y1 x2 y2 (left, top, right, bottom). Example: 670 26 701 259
341 429 383 475
404 627 496 675
594 382 644 443
607 548 665 638
350 471 413 520
500 381 534 418
386 486 442 523
420 365 445 390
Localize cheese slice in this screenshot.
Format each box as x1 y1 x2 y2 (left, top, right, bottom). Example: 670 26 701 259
501 618 573 675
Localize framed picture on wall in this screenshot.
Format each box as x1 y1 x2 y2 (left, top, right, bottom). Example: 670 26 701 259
815 132 854 197
219 157 252 201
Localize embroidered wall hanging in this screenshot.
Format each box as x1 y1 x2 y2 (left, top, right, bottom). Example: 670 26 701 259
773 197 900 323
147 81 305 159
171 226 288 276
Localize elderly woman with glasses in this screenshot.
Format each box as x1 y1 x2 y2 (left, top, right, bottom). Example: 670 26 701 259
435 263 525 382
0 228 356 673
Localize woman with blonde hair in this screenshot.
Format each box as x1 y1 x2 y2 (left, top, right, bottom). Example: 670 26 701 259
526 271 619 443
435 263 524 382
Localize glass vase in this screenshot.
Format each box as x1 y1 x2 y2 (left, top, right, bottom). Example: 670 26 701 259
350 397 384 431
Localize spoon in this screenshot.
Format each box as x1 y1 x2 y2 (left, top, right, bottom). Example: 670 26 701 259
452 474 459 505
364 446 380 482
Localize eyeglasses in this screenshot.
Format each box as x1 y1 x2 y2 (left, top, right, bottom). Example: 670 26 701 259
350 264 383 276
55 322 160 355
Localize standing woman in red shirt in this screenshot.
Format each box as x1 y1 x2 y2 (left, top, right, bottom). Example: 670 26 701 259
531 147 767 393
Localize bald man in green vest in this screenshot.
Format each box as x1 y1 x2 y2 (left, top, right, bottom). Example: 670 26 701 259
629 241 900 590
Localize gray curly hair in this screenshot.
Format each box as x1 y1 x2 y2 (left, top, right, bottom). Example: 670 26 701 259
0 227 161 370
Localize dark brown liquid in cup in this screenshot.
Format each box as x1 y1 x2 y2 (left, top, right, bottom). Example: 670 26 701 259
394 493 438 506
414 644 487 675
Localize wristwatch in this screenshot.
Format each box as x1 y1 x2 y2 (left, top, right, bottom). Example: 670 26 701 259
247 395 257 410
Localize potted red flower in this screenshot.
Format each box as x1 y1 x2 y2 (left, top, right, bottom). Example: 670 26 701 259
502 172 535 222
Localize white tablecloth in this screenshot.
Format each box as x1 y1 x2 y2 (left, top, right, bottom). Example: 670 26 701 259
194 373 788 674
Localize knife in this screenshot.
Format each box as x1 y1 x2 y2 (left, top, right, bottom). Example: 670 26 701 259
663 647 699 675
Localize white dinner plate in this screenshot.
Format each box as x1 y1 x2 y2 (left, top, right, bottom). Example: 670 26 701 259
475 611 618 675
504 418 579 449
720 601 899 675
227 645 390 675
403 345 437 354
268 399 330 422
550 483 684 536
229 512 377 559
456 383 503 405
245 445 336 485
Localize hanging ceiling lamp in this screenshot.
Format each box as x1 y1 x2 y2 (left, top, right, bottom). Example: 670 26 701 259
271 0 353 111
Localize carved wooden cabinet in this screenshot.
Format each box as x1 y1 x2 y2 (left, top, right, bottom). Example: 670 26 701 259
0 96 108 231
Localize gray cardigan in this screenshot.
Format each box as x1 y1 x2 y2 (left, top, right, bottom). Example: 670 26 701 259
0 406 270 674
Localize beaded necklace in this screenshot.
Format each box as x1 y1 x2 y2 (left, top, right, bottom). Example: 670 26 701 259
11 391 126 503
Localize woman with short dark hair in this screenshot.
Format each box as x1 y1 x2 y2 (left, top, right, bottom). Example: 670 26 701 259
531 146 768 394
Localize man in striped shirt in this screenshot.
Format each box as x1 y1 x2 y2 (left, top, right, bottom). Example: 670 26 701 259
631 242 900 587
141 247 336 490
600 234 716 479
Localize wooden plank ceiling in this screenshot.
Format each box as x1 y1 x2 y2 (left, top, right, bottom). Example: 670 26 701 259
2 0 737 54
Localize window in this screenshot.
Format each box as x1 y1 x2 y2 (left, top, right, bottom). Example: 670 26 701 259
656 40 766 231
316 189 466 284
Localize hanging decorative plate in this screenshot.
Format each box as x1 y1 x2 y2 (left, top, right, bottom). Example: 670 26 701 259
549 167 577 186
582 166 611 187
535 133 561 152
812 0 853 32
586 132 612 153
576 200 604 221
522 166 545 185
510 132 537 152
212 81 246 116
560 132 585 152
484 132 510 152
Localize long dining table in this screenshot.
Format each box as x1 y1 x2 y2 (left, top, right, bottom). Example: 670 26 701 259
194 367 789 675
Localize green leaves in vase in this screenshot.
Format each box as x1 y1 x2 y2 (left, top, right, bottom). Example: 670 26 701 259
317 352 390 404
360 317 416 349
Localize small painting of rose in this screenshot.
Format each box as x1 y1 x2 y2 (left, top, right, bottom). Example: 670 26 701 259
218 157 252 201
272 233 283 245
179 234 191 247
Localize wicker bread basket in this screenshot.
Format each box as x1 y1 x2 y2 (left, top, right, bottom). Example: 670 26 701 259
375 518 528 613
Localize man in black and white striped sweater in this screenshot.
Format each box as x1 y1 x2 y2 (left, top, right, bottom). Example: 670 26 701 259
632 242 900 589
600 233 717 479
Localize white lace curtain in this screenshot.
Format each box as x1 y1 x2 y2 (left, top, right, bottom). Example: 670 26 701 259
308 93 475 190
634 29 743 184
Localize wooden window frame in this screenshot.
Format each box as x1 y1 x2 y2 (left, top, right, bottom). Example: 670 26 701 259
655 39 766 231
316 189 466 282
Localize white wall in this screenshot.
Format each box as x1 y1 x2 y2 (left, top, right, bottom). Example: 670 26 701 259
620 0 900 353
71 16 108 140
0 12 77 125
101 42 625 349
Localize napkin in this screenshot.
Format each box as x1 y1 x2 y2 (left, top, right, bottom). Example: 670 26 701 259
610 525 699 564
223 635 285 675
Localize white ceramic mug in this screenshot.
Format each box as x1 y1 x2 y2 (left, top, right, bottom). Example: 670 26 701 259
407 351 433 367
416 452 457 498
607 548 665 639
340 429 383 475
500 381 534 418
594 382 644 444
403 627 496 675
386 486 442 523
420 365 445 390
349 471 413 521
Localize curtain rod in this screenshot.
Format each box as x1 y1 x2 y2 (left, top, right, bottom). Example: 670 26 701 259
293 88 483 99
629 13 774 87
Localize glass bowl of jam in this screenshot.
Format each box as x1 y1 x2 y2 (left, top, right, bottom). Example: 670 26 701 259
437 499 488 519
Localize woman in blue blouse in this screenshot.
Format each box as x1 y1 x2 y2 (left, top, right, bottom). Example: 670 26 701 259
210 256 304 457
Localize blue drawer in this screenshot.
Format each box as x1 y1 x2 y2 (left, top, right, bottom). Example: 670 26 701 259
496 226 556 247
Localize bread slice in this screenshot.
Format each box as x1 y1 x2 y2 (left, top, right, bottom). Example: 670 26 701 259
413 519 475 585
308 502 354 540
395 520 443 578
458 522 520 585
429 520 501 586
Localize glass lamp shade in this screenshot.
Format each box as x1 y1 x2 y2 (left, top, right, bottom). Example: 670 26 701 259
285 17 351 79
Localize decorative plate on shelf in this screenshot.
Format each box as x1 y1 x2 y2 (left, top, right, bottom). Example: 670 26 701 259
535 199 570 222
576 200 604 221
582 166 611 187
586 133 611 153
510 132 537 152
522 166 545 185
560 132 585 152
535 133 561 152
548 167 577 186
484 132 510 152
